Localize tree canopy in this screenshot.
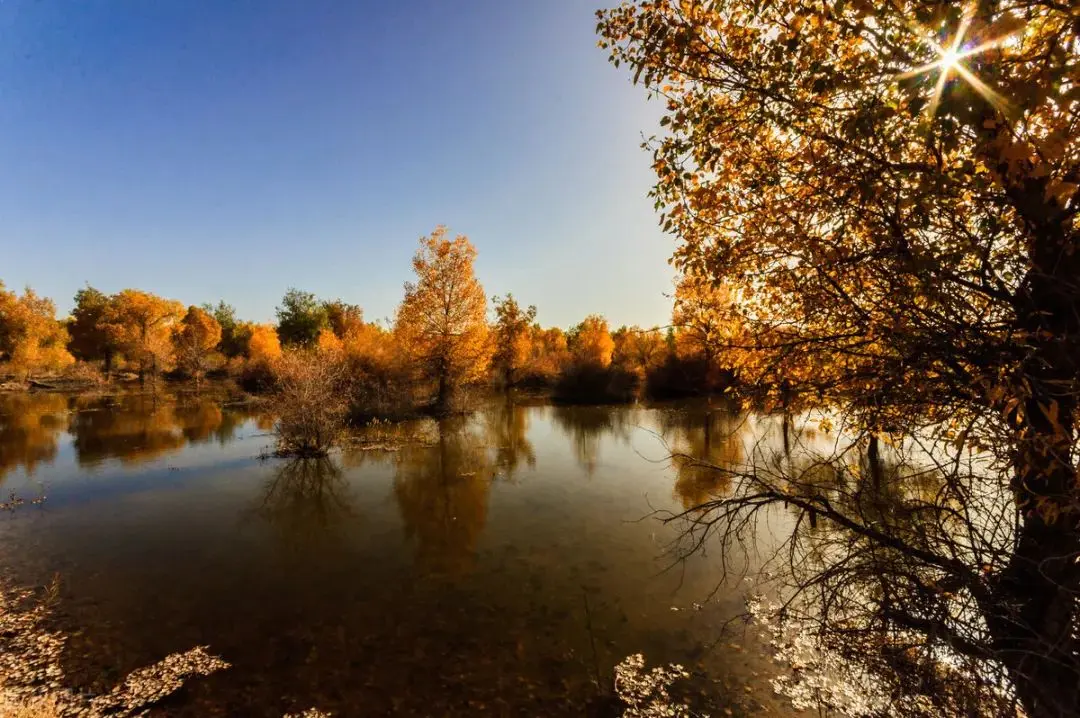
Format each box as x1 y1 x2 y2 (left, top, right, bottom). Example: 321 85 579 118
395 227 492 412
276 289 329 347
599 0 1079 714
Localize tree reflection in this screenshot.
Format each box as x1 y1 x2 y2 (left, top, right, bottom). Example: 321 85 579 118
0 393 69 482
550 404 637 475
173 401 225 444
658 407 745 509
70 395 187 466
256 457 354 552
482 397 535 480
393 417 492 576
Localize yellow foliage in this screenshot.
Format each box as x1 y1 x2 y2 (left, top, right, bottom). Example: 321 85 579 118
316 328 344 355
101 289 185 380
0 283 74 380
613 325 667 377
172 305 222 385
569 315 614 369
241 323 282 363
395 227 492 410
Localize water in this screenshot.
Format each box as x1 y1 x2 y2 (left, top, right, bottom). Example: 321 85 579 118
0 391 795 716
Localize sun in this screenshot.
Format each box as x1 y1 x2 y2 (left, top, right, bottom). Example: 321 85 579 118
896 7 1018 116
940 47 962 72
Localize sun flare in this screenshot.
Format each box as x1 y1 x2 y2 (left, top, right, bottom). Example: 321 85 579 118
897 7 1018 116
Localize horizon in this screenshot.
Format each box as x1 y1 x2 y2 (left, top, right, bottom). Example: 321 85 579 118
0 0 674 329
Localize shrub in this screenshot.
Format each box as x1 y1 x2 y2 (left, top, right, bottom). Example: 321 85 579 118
553 363 639 404
271 350 348 457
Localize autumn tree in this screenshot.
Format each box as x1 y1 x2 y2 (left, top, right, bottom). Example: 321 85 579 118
238 322 282 364
173 306 223 389
521 325 570 382
202 301 244 358
600 1 1080 715
0 283 74 380
395 227 491 413
102 289 185 384
69 285 118 374
491 294 537 386
323 300 364 340
612 325 667 377
275 288 329 347
568 315 614 369
670 273 743 367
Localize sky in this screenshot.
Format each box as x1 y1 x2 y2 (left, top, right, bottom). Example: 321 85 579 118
0 0 674 329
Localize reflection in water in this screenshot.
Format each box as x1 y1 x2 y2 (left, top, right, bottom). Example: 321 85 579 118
69 395 187 466
0 393 68 482
659 407 744 509
256 457 355 552
483 397 535 480
393 417 493 575
551 404 637 474
0 391 262 473
0 396 798 717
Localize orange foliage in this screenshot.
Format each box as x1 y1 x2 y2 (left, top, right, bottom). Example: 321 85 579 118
241 323 282 363
173 305 223 387
395 227 491 410
101 289 185 380
0 283 74 380
569 315 614 369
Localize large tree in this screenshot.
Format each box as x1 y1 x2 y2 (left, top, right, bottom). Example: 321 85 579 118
491 294 537 386
275 288 329 347
102 289 185 383
69 285 118 374
173 305 222 390
599 1 1079 715
0 283 73 380
395 227 491 413
202 301 244 358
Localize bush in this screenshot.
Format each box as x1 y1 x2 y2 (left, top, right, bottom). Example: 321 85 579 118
553 363 639 404
230 356 277 393
60 361 106 386
271 350 348 457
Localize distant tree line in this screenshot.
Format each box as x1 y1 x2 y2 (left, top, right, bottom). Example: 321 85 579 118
0 226 747 412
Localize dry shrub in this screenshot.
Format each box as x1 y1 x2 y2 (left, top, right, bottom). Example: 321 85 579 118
60 361 106 386
337 324 419 421
272 350 348 457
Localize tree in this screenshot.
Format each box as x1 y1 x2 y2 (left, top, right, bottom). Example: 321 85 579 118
491 294 537 386
69 285 118 374
202 301 244 358
173 306 222 390
275 288 329 347
0 283 74 380
600 1 1079 715
239 322 282 363
670 273 742 367
322 300 364 340
395 227 492 413
568 315 614 369
101 289 185 384
612 325 667 377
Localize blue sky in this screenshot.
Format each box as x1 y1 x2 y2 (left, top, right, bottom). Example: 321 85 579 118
0 0 673 328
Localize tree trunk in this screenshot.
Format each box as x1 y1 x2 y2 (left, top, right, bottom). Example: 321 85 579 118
436 358 450 416
986 513 1080 717
987 213 1080 717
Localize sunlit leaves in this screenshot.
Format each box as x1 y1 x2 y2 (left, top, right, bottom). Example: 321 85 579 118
101 290 185 381
395 227 492 410
0 283 74 380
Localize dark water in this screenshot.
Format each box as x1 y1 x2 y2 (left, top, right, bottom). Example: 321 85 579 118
0 391 795 716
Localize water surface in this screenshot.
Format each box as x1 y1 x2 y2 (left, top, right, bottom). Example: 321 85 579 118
0 391 795 716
